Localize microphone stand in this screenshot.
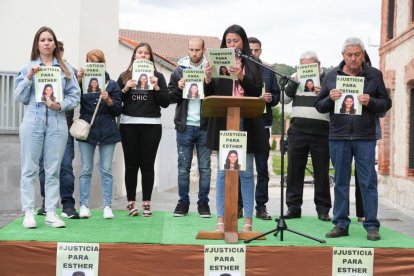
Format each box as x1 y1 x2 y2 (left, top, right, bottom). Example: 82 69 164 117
237 51 326 244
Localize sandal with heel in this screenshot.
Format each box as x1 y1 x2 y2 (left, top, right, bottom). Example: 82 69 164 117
127 202 139 216
216 222 224 232
142 203 152 217
243 224 252 232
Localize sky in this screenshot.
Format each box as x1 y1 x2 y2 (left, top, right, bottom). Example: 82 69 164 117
119 0 381 68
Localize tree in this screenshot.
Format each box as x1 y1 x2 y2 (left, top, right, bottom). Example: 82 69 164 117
272 63 296 79
271 106 282 135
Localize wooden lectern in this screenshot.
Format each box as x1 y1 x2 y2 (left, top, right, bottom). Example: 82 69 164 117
196 96 266 244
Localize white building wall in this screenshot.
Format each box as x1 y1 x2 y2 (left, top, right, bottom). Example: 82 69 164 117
0 0 121 77
395 0 409 36
0 0 178 209
379 2 414 213
0 0 80 72
385 40 414 177
77 0 120 78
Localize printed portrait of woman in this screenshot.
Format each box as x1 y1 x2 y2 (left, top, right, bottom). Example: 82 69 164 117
340 94 356 115
137 73 149 90
41 83 56 102
186 83 200 99
304 79 315 92
87 77 101 93
223 150 240 170
219 65 230 76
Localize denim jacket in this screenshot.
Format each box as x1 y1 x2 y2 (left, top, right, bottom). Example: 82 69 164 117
14 57 80 112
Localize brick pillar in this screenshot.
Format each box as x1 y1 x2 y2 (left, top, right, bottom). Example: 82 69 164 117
404 59 414 176
378 69 395 175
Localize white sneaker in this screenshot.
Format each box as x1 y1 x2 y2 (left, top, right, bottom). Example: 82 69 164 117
45 212 66 228
103 206 114 219
79 205 91 218
23 210 37 229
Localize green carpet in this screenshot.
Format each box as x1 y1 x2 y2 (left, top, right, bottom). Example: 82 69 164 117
1 210 413 248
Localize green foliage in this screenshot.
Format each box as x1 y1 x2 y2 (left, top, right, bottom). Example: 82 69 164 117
272 63 296 77
271 63 334 81
322 66 334 74
271 106 282 135
272 153 288 176
271 139 277 151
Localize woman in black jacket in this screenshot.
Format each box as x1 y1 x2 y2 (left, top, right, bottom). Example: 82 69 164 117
76 49 122 219
117 42 170 217
204 24 266 232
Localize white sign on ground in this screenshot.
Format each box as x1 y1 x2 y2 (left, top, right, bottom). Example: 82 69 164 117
204 245 246 276
332 247 374 276
56 242 99 276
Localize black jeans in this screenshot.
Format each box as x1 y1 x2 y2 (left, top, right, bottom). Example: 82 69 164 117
253 128 271 210
285 128 331 215
120 124 162 201
354 168 365 217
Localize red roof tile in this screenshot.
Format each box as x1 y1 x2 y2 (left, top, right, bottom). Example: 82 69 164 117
119 29 221 63
119 36 178 68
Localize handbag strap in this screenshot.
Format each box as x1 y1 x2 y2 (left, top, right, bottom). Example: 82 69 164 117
89 96 102 126
89 82 109 126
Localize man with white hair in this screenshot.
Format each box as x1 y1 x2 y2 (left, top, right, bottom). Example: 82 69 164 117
315 37 392 241
281 50 332 222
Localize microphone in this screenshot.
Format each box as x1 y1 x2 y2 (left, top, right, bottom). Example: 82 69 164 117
235 48 255 61
235 48 243 58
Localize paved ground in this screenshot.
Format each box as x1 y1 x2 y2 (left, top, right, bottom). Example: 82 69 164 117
2 174 413 238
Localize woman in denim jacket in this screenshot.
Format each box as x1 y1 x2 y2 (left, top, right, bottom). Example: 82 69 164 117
14 26 80 229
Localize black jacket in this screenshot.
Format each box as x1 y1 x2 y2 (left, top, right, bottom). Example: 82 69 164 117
315 61 392 140
168 66 208 131
117 71 170 118
204 76 267 153
78 79 122 145
262 66 280 127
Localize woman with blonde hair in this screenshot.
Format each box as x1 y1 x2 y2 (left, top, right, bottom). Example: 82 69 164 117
76 49 122 219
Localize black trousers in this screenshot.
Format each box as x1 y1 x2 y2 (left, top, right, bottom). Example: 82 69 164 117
285 128 332 215
120 124 162 202
354 168 365 217
238 129 271 210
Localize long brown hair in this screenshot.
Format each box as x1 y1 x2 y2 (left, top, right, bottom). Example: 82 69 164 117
30 26 71 79
220 24 262 86
120 42 157 85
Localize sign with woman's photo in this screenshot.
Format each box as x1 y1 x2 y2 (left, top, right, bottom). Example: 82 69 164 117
82 63 105 93
132 60 154 90
207 48 237 80
34 66 62 103
183 69 205 99
296 63 320 94
334 76 364 115
219 131 247 171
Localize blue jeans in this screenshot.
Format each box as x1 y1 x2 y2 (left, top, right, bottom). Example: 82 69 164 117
216 153 255 218
176 126 211 205
329 140 380 231
79 141 116 207
39 133 75 209
20 107 68 212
